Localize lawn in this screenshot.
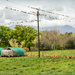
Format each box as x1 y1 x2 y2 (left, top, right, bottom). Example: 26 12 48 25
0 50 75 75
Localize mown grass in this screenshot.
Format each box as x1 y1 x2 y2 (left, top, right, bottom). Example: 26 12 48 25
0 50 75 75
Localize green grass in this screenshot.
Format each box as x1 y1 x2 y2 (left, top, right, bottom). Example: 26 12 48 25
27 49 75 56
0 50 75 75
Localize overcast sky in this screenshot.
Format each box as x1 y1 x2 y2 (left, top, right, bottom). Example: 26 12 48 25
0 0 75 27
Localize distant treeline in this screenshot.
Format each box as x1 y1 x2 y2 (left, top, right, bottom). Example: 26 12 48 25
0 25 75 51
39 30 75 50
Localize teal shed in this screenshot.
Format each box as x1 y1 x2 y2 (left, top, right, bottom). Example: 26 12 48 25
1 47 26 56
0 48 3 55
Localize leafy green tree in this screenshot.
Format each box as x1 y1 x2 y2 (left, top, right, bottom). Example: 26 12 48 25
9 25 38 51
0 26 11 47
59 32 72 49
65 36 75 49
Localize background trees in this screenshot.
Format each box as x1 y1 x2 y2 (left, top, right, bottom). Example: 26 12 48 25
40 30 75 50
65 35 75 49
8 25 38 51
40 30 60 50
0 25 75 50
58 32 72 50
0 26 11 47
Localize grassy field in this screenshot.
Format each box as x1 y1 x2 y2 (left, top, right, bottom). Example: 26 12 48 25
27 49 75 56
0 50 75 75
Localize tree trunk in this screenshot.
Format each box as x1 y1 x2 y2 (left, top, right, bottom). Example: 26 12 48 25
29 47 31 51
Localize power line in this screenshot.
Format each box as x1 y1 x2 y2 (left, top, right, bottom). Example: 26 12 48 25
0 1 28 13
5 0 68 18
5 0 70 21
30 9 71 22
28 6 69 17
3 20 38 26
4 0 71 22
5 7 36 15
5 6 71 22
1 1 62 21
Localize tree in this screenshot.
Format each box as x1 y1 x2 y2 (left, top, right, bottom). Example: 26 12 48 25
9 25 38 51
40 30 60 50
59 32 72 49
65 36 75 49
0 26 11 47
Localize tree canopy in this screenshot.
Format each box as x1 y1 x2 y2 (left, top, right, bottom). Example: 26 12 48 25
9 25 38 51
0 26 11 47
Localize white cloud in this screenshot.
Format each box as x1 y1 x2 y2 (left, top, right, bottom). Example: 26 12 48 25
0 0 75 27
5 8 30 21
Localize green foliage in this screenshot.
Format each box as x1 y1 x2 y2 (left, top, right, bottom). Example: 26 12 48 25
0 25 75 50
65 36 75 49
40 30 60 50
40 30 74 50
0 26 11 47
9 25 38 50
